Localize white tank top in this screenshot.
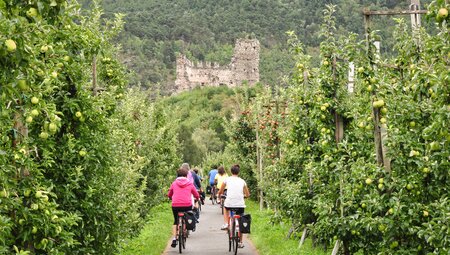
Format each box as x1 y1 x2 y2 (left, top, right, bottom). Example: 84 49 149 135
223 176 246 208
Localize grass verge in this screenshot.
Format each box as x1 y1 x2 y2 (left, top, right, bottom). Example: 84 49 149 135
246 200 329 255
118 203 172 255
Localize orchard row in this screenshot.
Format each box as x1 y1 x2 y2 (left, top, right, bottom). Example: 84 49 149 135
1 1 179 254
229 3 448 254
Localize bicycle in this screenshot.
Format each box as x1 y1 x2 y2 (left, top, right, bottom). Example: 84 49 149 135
210 185 217 205
227 208 242 255
176 212 189 253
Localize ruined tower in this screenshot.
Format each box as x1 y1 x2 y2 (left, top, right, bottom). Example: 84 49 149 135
229 39 260 87
174 39 260 93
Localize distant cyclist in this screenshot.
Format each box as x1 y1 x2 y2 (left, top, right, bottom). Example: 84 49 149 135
193 168 205 205
214 166 228 204
168 167 200 248
181 163 201 221
218 164 250 248
207 166 218 200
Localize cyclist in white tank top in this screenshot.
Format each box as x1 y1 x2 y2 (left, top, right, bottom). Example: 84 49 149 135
218 164 250 248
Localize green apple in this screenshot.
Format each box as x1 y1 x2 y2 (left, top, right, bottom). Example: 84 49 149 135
31 97 39 104
24 189 31 197
0 188 7 198
429 141 440 151
380 107 388 114
51 71 58 79
438 8 448 19
48 123 57 133
75 111 82 118
26 7 38 17
365 178 373 185
32 226 38 234
388 208 394 214
31 109 39 117
35 191 43 198
423 210 429 217
39 132 49 139
18 80 28 91
40 45 48 53
79 150 87 157
390 241 399 249
26 116 33 123
5 39 17 52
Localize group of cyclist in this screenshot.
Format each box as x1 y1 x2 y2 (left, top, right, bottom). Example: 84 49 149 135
167 162 249 250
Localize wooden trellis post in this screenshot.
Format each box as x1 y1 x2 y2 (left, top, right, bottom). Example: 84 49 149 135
362 0 425 172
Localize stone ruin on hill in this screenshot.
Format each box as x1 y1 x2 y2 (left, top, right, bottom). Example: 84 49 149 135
174 39 260 93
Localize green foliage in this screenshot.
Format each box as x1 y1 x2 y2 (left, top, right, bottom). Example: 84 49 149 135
161 86 260 166
0 1 179 254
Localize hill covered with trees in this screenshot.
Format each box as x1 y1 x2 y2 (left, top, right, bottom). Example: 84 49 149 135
83 0 432 93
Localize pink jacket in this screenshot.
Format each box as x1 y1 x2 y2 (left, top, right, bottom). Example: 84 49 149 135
168 177 200 207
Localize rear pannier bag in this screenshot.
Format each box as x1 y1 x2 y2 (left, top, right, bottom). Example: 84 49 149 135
239 214 251 234
185 211 196 230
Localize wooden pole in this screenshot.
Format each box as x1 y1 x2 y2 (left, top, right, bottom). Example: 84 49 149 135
256 122 264 210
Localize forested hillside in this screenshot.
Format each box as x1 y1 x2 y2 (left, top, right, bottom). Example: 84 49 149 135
160 85 261 166
83 0 432 93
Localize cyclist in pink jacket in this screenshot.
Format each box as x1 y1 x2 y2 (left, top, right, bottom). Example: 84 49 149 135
168 167 200 248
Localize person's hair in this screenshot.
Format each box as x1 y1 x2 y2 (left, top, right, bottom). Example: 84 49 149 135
181 163 190 171
177 167 189 177
218 166 225 175
231 164 240 175
212 165 217 170
193 168 199 174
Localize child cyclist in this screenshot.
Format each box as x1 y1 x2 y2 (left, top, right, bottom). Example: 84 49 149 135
168 167 200 248
218 164 250 248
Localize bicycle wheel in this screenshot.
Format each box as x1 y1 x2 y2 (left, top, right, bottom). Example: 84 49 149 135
232 219 238 253
234 218 240 255
212 188 216 205
228 228 232 252
178 219 183 253
182 228 187 249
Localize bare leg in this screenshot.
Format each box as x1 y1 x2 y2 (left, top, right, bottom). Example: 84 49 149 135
172 224 177 238
223 208 229 224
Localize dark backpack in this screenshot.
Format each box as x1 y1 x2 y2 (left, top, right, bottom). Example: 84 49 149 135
239 214 251 234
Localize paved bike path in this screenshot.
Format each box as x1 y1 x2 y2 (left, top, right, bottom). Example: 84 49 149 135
163 202 259 254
